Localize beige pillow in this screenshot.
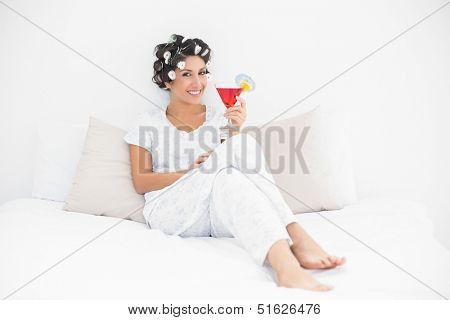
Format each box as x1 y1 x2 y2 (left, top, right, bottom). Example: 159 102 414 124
63 116 146 223
248 105 357 213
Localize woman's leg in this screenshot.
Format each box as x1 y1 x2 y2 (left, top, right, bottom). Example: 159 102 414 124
204 133 346 269
210 167 332 291
204 133 297 227
146 169 216 237
209 167 292 266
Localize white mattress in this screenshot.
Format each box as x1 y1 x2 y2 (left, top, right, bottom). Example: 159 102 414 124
0 197 449 299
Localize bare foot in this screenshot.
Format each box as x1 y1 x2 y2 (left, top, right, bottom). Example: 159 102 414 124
287 223 346 269
291 240 346 270
277 263 333 291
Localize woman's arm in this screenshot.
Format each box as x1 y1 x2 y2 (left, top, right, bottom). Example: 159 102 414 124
129 145 188 194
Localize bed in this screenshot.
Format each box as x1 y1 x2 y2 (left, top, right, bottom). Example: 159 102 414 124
1 196 449 300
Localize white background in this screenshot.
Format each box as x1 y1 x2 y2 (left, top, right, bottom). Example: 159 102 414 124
1 0 449 248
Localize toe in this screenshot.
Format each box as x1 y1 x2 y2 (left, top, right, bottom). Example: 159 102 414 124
305 259 326 269
320 258 330 268
318 259 327 268
304 259 326 269
334 256 346 266
326 256 338 268
315 283 333 291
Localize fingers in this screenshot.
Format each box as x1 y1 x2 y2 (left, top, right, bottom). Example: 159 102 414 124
196 157 207 164
225 99 247 121
227 106 243 111
224 107 246 124
225 110 245 118
235 95 246 109
225 113 245 122
198 152 210 157
224 106 245 114
195 152 211 164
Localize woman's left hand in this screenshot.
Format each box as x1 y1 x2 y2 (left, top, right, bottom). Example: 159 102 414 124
224 95 247 128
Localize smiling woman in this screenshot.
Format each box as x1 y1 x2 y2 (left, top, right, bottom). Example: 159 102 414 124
122 33 346 292
152 34 212 91
151 34 214 132
163 55 209 125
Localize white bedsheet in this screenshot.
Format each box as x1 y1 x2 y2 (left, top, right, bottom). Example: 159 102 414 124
0 197 449 299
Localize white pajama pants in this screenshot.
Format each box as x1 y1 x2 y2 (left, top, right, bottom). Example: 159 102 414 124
146 133 298 266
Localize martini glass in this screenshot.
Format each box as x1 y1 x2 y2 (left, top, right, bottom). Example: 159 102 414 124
215 83 243 140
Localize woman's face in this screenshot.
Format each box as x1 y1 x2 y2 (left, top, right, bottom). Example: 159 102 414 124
165 55 208 104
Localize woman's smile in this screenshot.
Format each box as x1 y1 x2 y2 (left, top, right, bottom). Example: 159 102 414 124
187 89 202 97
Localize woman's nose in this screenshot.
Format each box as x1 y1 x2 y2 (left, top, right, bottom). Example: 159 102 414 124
192 75 202 86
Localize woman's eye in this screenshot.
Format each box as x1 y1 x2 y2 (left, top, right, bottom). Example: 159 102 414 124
183 71 207 76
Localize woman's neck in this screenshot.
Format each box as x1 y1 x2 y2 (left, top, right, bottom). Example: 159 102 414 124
166 99 205 118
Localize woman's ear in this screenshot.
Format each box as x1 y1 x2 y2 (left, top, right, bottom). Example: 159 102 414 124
164 81 171 91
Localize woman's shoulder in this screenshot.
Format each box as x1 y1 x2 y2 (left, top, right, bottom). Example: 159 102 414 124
129 108 165 127
124 108 165 137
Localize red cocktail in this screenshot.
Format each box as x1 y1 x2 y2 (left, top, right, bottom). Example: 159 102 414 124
215 83 242 141
216 86 243 109
215 76 255 142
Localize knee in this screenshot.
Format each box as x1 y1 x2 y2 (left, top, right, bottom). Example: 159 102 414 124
228 132 259 150
215 166 246 185
217 166 242 178
218 133 261 162
230 134 267 171
203 134 264 174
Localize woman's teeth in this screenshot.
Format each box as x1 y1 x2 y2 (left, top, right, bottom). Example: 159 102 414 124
187 90 201 96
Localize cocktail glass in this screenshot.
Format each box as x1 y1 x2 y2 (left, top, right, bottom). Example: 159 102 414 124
215 83 243 140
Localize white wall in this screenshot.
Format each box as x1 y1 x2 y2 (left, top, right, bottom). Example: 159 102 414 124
1 1 449 248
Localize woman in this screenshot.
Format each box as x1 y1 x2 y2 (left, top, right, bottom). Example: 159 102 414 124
123 34 346 291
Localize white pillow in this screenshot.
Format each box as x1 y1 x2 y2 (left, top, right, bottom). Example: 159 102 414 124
248 105 357 213
32 121 89 202
63 117 145 223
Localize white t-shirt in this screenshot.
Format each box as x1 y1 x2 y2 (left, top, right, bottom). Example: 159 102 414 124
124 105 227 211
124 104 227 172
123 104 227 207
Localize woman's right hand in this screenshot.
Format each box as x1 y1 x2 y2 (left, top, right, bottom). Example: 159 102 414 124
188 151 212 170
